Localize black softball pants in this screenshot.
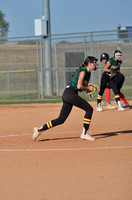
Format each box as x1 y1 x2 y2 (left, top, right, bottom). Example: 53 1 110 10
110 73 125 95
98 72 110 96
51 86 93 127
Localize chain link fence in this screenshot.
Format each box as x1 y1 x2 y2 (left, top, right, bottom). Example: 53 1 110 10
0 30 132 100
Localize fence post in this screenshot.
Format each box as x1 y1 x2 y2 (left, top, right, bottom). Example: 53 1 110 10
84 36 87 59
54 43 59 96
42 0 53 96
98 41 101 87
90 32 95 84
40 36 44 100
7 72 10 95
36 40 41 99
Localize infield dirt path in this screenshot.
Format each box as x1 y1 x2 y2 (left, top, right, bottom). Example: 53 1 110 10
0 101 132 200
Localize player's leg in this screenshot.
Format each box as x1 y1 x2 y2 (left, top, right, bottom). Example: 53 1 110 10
105 88 111 103
33 101 73 141
110 76 125 111
32 87 75 141
70 94 95 141
102 82 112 107
40 101 73 130
62 87 95 140
117 74 129 107
120 92 129 107
97 72 110 111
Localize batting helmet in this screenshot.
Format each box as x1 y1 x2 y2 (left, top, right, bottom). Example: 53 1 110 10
100 53 109 62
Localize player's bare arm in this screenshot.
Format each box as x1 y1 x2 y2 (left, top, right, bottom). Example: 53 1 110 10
104 62 110 72
77 71 89 91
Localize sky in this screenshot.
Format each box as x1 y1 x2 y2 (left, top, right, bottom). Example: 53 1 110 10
0 0 132 38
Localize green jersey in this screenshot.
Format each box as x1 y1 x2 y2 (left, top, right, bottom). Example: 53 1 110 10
108 57 122 76
108 57 121 70
68 67 91 91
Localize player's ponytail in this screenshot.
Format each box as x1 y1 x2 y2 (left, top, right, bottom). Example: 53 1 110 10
72 56 98 77
72 56 91 77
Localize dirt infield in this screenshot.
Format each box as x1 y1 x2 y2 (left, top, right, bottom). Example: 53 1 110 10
0 101 132 200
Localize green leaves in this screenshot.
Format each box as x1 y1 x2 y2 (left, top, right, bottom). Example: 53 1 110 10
0 10 9 39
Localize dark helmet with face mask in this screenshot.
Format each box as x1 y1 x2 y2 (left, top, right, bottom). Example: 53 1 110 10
100 53 109 62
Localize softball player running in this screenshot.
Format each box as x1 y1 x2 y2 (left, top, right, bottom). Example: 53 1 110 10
100 52 129 108
97 50 125 111
33 56 98 142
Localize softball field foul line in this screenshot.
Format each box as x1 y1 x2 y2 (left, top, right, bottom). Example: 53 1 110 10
0 146 132 152
0 128 129 138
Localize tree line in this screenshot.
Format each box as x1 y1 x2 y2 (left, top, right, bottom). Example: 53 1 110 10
0 10 9 40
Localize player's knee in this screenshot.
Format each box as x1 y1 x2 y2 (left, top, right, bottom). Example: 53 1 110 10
86 105 93 115
59 119 65 125
56 117 66 125
90 106 94 115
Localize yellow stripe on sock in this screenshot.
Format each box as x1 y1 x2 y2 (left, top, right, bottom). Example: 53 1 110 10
83 118 91 124
49 121 53 128
46 122 50 129
115 94 120 98
97 95 102 100
83 121 90 124
83 118 91 123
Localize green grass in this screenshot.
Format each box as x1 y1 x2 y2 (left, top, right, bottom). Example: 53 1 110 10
0 99 62 105
1 89 131 105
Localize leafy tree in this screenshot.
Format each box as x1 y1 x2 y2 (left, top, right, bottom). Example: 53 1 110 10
0 10 9 39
